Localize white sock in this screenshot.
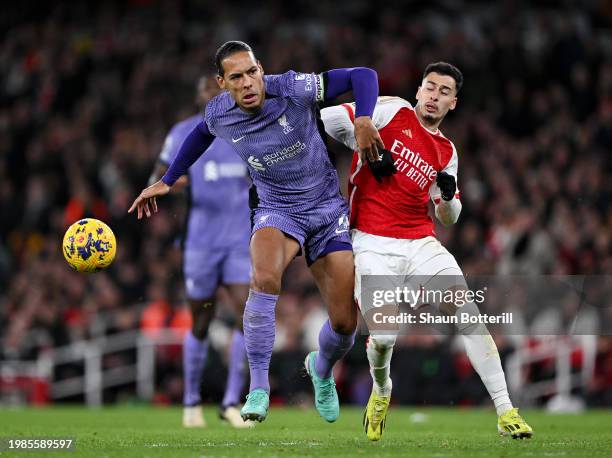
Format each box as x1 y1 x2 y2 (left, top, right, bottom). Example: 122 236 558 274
367 335 395 397
461 328 513 416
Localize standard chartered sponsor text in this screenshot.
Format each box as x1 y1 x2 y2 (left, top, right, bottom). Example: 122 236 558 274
263 141 306 166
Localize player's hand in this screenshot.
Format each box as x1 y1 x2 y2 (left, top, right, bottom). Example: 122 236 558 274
368 148 397 183
436 171 456 201
128 180 170 219
354 116 385 163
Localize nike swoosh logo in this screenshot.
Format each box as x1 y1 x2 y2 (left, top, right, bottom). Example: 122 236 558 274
232 136 245 143
335 229 348 234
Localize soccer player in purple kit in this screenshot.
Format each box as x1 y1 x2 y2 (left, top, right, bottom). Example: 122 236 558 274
150 75 252 428
130 41 384 423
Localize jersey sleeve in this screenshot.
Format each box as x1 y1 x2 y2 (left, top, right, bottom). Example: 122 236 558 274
264 71 324 106
321 96 413 152
429 143 460 203
161 121 214 187
320 104 358 151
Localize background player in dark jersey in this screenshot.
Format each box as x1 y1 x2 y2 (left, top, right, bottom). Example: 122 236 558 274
149 76 252 428
130 41 384 423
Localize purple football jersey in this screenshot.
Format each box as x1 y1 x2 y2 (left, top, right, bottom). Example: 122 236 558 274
204 71 344 223
159 114 251 250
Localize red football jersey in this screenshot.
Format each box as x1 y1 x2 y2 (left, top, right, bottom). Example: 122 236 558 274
322 97 460 239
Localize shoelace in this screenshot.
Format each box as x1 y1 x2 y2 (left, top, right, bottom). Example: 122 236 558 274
317 379 336 405
372 399 388 422
505 409 522 421
247 391 267 405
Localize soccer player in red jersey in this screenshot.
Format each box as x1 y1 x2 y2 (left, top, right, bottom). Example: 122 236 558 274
322 63 533 441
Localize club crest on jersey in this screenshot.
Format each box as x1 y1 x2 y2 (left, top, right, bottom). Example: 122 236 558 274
278 114 293 134
248 155 266 172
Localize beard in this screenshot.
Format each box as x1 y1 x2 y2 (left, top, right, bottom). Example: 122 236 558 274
419 107 441 127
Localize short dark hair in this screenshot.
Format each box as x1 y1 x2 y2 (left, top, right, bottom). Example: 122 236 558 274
215 41 254 76
423 62 463 93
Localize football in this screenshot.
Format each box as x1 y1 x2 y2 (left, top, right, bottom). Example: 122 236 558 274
62 218 117 273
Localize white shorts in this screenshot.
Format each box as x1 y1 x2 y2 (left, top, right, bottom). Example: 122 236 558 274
352 229 464 310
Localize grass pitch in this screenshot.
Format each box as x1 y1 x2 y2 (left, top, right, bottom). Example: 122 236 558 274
1 406 611 457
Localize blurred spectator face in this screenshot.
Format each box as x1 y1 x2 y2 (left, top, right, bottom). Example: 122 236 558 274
216 51 265 113
415 72 457 124
196 76 222 107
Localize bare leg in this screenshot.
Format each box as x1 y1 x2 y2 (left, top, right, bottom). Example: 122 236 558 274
250 227 299 294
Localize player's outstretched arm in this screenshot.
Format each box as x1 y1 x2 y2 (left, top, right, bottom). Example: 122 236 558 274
129 121 215 219
161 121 215 186
148 163 188 189
324 68 384 162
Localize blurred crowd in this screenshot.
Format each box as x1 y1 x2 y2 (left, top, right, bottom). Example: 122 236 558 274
1 0 611 406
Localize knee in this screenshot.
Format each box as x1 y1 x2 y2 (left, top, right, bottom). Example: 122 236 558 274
233 306 244 333
251 268 282 294
191 301 214 339
234 302 245 332
440 300 459 317
370 334 396 350
229 297 246 333
455 300 484 334
439 284 469 317
330 316 357 335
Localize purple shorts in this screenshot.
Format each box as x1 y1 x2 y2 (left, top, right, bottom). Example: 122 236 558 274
183 246 251 300
251 198 352 265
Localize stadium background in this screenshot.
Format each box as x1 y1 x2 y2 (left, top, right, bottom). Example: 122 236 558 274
1 0 611 411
